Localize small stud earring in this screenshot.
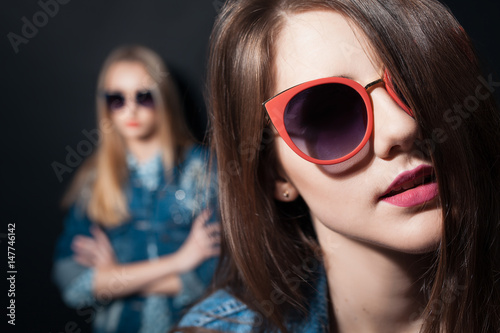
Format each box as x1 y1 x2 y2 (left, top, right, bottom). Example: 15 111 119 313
283 191 290 198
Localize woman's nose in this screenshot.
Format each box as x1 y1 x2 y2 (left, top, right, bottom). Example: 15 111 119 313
371 88 418 160
123 96 139 115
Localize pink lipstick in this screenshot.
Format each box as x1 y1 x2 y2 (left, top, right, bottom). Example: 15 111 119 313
379 165 438 207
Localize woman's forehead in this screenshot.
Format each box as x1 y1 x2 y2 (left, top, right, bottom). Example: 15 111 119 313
105 61 154 91
274 10 382 93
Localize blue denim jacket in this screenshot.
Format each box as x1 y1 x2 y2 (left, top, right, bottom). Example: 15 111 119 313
177 264 329 332
53 145 218 333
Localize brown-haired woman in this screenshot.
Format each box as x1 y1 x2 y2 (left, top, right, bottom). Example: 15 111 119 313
53 45 220 333
176 0 500 332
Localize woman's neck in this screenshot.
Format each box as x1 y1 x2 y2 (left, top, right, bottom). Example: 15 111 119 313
125 136 162 164
315 222 430 333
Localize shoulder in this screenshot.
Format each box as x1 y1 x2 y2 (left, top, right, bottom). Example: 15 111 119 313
177 289 259 332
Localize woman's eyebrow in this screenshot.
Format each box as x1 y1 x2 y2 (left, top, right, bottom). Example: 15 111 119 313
327 73 353 80
336 74 353 79
331 74 381 87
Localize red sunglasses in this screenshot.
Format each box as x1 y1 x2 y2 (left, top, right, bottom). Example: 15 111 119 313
263 70 413 165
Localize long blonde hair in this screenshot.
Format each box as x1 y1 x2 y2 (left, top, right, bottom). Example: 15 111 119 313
64 45 193 227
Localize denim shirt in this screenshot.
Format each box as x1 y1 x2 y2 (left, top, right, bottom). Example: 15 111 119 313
177 263 330 332
53 145 218 333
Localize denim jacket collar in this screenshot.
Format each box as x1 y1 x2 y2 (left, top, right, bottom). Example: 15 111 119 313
126 151 162 191
178 261 330 332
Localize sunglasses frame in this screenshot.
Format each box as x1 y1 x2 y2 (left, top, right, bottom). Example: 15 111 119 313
103 90 155 111
383 71 413 117
263 70 412 165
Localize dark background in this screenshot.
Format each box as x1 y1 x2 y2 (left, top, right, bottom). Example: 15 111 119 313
1 0 499 332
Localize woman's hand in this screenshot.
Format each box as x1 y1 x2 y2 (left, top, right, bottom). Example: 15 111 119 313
69 212 219 299
175 209 221 272
71 226 117 268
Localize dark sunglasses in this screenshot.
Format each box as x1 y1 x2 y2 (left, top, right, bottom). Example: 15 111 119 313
103 90 155 111
263 69 413 165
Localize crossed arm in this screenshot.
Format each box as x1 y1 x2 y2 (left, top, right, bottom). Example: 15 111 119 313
71 209 220 300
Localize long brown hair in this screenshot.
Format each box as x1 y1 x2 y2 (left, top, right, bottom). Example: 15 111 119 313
204 0 500 332
64 45 193 227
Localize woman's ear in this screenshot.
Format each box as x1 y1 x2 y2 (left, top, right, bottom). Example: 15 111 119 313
274 178 299 202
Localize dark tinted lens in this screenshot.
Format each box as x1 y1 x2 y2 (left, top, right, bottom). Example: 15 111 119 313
105 93 125 111
284 83 367 161
136 91 154 108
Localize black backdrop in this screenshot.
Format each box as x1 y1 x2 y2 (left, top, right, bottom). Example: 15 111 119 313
1 0 499 332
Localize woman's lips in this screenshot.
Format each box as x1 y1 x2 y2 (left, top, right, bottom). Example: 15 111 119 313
379 164 438 207
126 121 140 127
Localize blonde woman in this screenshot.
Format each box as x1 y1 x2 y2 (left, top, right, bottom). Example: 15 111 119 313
53 45 219 333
